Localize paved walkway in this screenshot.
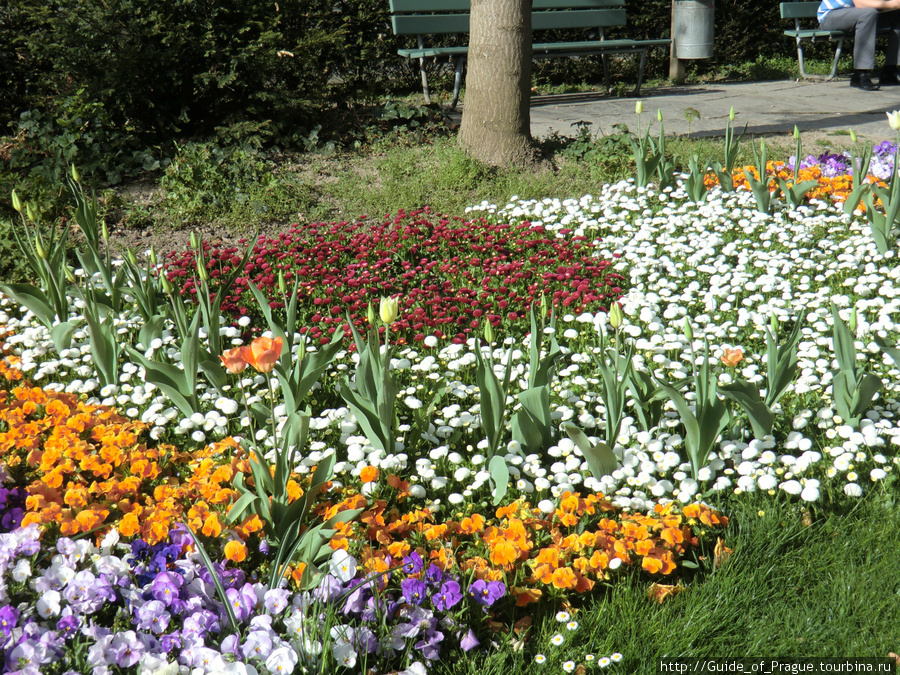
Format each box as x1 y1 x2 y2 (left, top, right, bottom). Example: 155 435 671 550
523 78 900 142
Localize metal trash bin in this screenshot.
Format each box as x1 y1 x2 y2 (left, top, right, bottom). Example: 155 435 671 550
672 0 715 59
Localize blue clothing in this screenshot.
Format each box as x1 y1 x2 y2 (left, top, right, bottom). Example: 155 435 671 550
818 0 854 22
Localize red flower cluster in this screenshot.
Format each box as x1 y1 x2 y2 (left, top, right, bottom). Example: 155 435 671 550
164 209 625 344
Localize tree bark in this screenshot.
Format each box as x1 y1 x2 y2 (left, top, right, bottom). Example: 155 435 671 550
458 0 535 167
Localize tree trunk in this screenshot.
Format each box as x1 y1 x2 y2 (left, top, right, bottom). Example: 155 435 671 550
458 0 535 166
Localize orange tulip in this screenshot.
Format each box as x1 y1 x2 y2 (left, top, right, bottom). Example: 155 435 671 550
239 336 283 373
219 347 248 374
720 347 743 368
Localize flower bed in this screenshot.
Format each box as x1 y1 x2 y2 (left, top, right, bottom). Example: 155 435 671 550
163 211 626 345
1 146 899 673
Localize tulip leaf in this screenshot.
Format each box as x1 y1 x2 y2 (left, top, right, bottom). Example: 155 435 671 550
765 317 803 408
0 283 57 328
137 313 167 351
340 381 391 452
49 321 76 354
719 380 773 438
474 342 514 459
562 422 618 478
511 385 552 454
874 334 900 367
843 182 870 216
82 306 119 388
488 455 510 506
183 522 240 635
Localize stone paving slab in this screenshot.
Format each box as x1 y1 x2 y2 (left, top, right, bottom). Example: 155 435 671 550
525 78 900 142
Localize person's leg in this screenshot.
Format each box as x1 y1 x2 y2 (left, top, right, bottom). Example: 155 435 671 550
878 9 900 84
821 7 880 88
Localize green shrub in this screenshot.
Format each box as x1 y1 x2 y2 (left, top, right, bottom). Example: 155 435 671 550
157 141 313 228
3 0 348 182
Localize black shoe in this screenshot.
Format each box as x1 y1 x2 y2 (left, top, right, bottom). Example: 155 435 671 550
851 71 880 91
881 68 900 86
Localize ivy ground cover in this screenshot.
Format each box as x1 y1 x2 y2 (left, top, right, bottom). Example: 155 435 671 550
0 150 899 674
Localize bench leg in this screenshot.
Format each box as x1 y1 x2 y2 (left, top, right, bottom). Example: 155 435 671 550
418 58 432 105
827 38 843 80
417 35 432 105
634 49 648 96
796 37 843 81
449 55 466 110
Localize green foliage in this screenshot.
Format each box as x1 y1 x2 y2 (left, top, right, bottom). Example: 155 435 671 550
561 423 618 480
0 191 73 324
10 93 160 186
248 279 346 416
829 303 882 428
228 413 362 590
653 324 731 480
590 323 636 448
744 139 774 214
510 307 563 455
776 127 819 209
158 142 306 227
339 310 402 455
710 111 746 192
683 151 709 203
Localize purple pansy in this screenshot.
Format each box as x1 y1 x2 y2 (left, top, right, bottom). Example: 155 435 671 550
402 551 424 575
468 579 505 607
433 580 463 612
401 578 427 606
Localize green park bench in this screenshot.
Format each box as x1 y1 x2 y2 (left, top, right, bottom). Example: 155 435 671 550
781 1 891 80
389 0 671 109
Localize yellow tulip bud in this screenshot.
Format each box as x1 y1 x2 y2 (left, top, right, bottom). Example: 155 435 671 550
149 246 158 266
71 164 81 183
11 190 22 213
160 274 174 294
297 335 307 362
25 203 36 222
849 307 858 334
190 232 200 250
657 109 663 123
101 219 110 242
793 125 800 140
34 237 46 260
849 128 858 144
366 302 376 325
379 296 399 324
635 101 644 115
684 317 694 344
125 248 139 266
278 270 287 295
484 319 495 345
729 106 735 122
609 302 624 329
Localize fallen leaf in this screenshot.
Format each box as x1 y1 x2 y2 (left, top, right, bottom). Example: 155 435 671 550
513 616 533 637
647 582 684 604
714 537 733 568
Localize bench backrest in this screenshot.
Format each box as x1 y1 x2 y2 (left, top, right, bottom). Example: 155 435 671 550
390 0 627 36
779 2 819 20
